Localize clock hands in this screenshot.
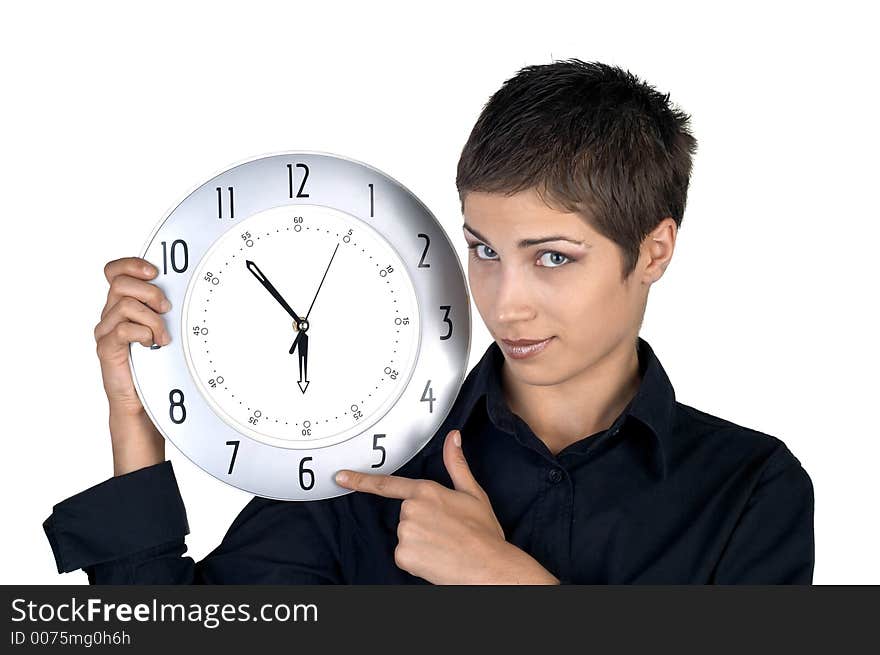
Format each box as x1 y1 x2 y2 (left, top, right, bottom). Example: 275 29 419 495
245 259 311 393
246 246 340 396
286 242 340 392
245 259 305 327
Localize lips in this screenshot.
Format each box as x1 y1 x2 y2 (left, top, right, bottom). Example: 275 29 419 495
498 336 554 360
501 337 552 346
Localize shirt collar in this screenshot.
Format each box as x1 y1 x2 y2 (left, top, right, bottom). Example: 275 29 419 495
454 336 675 479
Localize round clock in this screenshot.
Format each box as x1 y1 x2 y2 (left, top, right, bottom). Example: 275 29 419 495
129 151 471 500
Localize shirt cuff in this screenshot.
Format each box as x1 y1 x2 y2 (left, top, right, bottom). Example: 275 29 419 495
43 460 190 574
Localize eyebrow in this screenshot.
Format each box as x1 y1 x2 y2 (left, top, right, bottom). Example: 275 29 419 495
462 223 589 248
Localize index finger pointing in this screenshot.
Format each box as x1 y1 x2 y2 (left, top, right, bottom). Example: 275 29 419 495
335 470 420 499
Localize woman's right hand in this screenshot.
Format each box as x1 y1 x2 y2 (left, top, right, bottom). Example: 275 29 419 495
94 256 173 475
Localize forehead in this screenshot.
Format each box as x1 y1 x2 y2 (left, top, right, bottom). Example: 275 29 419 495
462 189 599 240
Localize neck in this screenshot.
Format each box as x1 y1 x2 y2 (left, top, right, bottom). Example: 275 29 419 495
500 335 642 456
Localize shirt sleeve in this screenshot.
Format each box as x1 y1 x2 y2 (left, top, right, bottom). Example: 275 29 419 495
711 443 815 584
43 460 345 584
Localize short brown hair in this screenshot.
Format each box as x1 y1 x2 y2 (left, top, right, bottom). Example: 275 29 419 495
456 59 698 280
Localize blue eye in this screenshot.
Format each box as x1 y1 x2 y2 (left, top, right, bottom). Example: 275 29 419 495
468 243 498 260
538 251 571 268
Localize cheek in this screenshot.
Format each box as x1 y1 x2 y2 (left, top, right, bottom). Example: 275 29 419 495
466 259 487 308
467 262 496 317
562 272 632 342
466 258 477 294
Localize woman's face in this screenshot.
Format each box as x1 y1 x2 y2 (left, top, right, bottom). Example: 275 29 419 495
462 188 666 386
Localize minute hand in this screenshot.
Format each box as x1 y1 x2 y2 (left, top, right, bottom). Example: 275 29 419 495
304 242 340 321
245 259 303 325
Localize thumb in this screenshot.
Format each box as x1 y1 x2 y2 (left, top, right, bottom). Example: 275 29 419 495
442 429 485 499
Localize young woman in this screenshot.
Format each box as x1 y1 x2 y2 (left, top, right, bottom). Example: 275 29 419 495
43 59 814 584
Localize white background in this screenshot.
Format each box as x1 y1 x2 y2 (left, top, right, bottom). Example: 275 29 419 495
2 1 876 584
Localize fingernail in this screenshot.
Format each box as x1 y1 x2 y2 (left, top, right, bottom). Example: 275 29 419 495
161 299 172 312
144 264 157 276
335 471 349 484
453 430 461 448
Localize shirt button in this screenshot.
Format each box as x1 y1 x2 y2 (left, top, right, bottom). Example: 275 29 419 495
548 468 563 483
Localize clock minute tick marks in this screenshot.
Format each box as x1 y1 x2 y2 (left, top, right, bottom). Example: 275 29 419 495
192 208 412 446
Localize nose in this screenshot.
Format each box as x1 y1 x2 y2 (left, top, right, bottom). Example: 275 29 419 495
493 263 536 324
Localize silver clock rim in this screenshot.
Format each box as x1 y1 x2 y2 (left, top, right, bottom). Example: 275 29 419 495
128 149 472 500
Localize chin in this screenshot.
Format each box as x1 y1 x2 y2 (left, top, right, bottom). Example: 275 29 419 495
501 349 565 384
509 365 568 388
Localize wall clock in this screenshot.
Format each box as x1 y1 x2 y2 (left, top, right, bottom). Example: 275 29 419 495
129 151 471 500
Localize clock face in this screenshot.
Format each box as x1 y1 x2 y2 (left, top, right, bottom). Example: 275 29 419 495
130 151 470 500
181 204 421 450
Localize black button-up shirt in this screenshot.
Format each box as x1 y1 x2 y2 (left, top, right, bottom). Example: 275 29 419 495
43 337 815 584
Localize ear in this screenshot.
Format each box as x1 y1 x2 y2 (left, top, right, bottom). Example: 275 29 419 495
643 217 677 282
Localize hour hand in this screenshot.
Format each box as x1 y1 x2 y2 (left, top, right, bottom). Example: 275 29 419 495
245 259 303 325
290 329 309 393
